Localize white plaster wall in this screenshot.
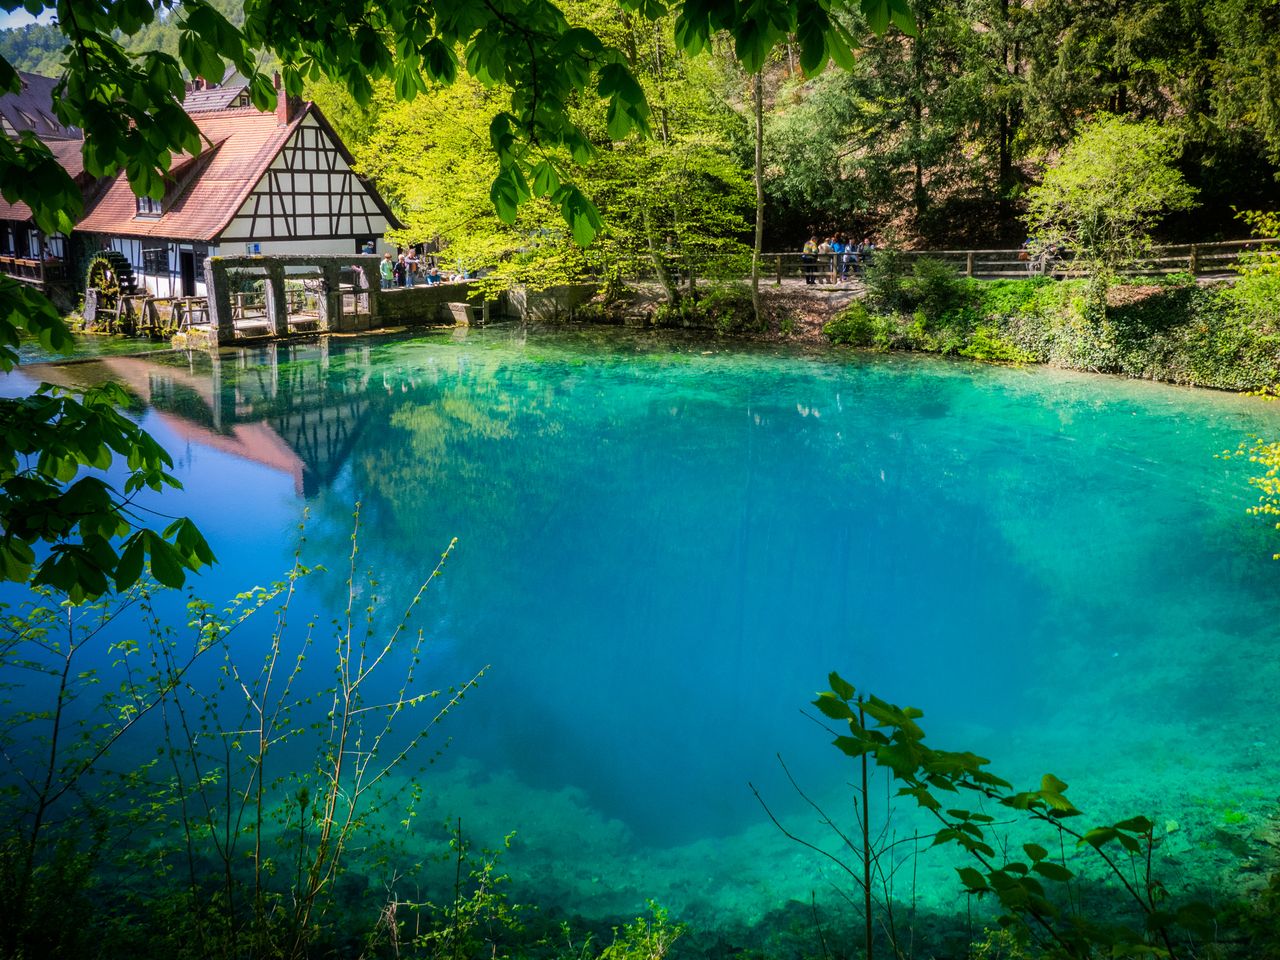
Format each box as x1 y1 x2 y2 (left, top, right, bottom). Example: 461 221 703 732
241 237 391 257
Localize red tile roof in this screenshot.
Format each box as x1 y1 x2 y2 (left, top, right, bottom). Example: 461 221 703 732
76 106 307 242
0 140 92 222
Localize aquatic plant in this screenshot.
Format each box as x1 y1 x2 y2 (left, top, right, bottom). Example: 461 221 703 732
806 673 1217 959
368 820 521 960
0 509 482 959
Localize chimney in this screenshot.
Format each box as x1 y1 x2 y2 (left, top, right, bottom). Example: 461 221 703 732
273 71 299 125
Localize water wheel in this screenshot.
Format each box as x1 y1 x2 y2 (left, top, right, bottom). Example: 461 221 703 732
84 251 138 318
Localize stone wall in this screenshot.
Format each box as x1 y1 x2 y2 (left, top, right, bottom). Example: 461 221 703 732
505 283 599 322
375 282 487 325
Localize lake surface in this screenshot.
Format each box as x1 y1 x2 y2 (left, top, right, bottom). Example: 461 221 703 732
7 327 1280 948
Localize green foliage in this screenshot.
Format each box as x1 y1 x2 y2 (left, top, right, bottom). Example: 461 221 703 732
1 521 482 959
760 0 1280 244
1 381 215 601
824 300 891 348
765 0 985 237
1023 116 1198 289
386 824 522 960
598 903 684 960
863 254 974 318
815 673 1215 958
959 325 1037 364
832 269 1280 390
653 283 760 334
1228 209 1280 331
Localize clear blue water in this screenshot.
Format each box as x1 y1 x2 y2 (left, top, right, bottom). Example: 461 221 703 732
6 327 1280 940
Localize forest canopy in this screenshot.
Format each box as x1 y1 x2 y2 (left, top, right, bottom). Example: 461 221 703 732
2 0 1279 254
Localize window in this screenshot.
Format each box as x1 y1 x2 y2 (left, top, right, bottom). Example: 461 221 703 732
142 245 168 275
135 195 163 217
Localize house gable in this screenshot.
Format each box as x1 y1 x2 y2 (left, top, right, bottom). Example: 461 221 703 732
218 111 394 244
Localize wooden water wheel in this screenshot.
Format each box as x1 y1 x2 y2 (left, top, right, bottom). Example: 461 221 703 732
84 251 137 317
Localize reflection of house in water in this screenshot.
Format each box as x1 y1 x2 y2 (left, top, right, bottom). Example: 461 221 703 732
29 342 377 497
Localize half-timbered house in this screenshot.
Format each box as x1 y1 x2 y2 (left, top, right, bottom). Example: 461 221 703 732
0 73 85 287
76 78 400 297
0 72 400 297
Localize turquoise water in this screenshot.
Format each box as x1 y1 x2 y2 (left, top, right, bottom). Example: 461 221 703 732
6 327 1280 945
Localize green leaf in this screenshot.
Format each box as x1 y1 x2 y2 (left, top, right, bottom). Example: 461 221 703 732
796 4 830 75
490 169 519 224
1023 842 1048 862
956 867 988 892
1114 816 1153 834
115 536 145 591
828 672 855 701
1040 773 1069 794
814 692 854 720
1032 861 1073 882
833 735 872 757
860 0 891 35
147 534 186 589
1080 827 1118 849
888 0 917 36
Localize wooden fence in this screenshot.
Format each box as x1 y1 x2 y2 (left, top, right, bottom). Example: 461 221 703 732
612 238 1278 286
770 238 1280 282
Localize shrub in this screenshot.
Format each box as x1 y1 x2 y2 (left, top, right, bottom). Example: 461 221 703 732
824 301 889 348
904 256 971 316
959 325 1037 364
654 284 759 335
861 249 913 313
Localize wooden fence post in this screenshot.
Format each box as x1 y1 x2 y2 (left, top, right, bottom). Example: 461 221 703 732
966 251 975 277
775 253 782 286
1188 244 1199 276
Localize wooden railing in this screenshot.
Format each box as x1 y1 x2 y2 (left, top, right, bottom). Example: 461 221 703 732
605 238 1278 286
0 255 67 286
752 238 1278 283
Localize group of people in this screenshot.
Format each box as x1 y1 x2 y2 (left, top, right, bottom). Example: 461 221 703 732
801 234 875 284
378 250 463 289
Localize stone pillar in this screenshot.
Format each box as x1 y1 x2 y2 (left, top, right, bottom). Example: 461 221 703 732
204 257 234 344
359 256 379 324
265 340 279 397
319 264 343 331
208 350 225 432
263 263 287 336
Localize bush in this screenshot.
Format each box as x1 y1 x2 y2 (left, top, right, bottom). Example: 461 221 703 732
959 325 1037 364
861 249 913 313
838 273 1280 390
904 257 971 316
864 253 973 319
824 301 889 348
653 284 759 335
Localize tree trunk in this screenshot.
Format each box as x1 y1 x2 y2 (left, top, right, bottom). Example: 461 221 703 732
751 70 764 329
642 205 679 306
911 33 926 219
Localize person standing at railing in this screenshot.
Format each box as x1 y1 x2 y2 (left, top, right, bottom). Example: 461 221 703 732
379 252 394 289
832 236 846 281
802 236 818 284
817 236 834 283
840 235 856 281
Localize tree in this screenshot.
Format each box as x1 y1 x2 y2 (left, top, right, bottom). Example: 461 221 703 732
1 0 911 602
763 0 980 244
1022 114 1197 312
